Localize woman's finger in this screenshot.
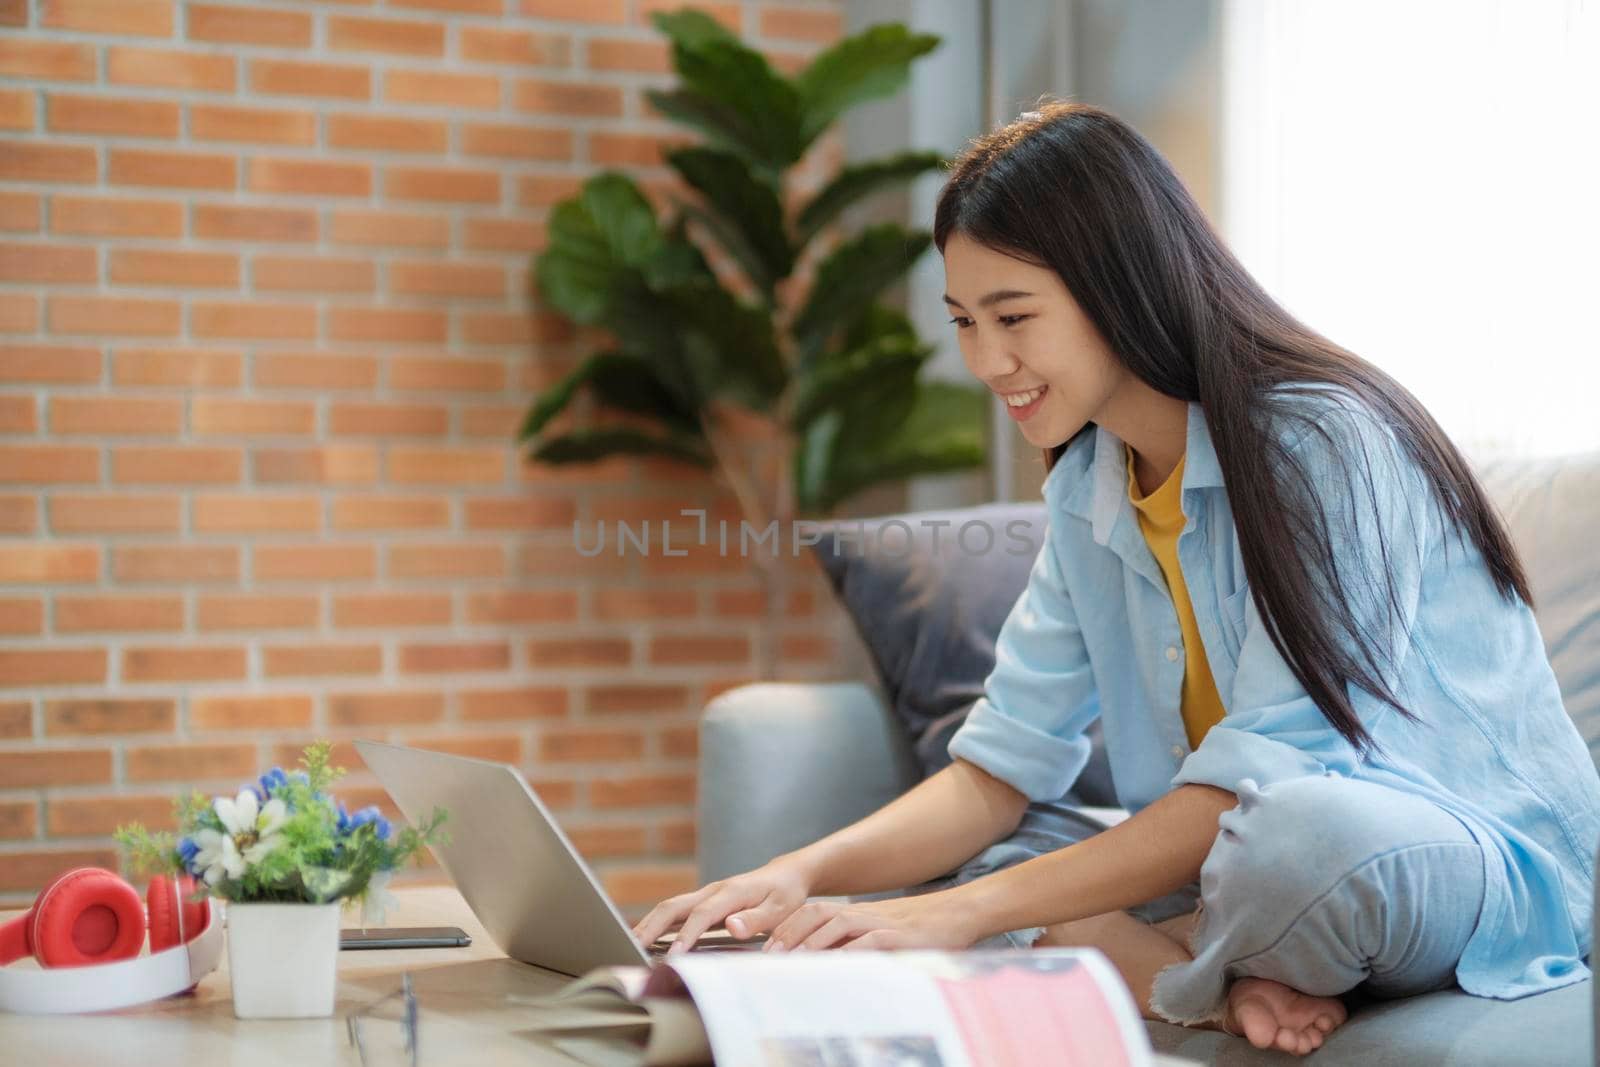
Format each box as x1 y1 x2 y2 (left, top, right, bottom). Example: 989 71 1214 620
798 911 871 951
768 901 839 951
724 891 784 939
669 884 763 956
633 883 718 947
839 929 896 951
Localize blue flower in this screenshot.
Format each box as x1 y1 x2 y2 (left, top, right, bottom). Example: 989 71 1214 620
339 805 392 841
255 767 288 802
177 836 201 876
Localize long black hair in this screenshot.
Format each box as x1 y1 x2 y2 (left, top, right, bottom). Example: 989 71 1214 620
933 98 1532 757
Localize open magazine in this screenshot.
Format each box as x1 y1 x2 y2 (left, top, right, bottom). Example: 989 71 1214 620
509 946 1156 1067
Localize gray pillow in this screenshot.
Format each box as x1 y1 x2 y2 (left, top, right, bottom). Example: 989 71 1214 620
811 501 1114 800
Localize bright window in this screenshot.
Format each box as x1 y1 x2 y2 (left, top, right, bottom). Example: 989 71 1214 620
1220 0 1599 458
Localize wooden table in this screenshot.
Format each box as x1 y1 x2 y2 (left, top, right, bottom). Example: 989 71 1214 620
2 885 1202 1067
0 884 596 1066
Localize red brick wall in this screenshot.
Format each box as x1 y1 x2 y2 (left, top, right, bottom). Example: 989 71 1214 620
0 0 857 912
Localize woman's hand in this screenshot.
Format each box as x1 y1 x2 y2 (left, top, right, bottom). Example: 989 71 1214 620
631 855 814 956
765 890 980 953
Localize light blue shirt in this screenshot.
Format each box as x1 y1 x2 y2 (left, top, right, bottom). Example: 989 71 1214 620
947 385 1600 1000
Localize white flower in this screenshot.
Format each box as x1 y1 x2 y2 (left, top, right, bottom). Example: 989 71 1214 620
360 870 399 927
191 828 243 886
193 790 289 884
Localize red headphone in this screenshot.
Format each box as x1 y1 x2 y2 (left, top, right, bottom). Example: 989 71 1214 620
0 866 224 1015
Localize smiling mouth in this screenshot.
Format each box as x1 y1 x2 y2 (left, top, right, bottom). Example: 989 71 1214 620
1001 385 1047 408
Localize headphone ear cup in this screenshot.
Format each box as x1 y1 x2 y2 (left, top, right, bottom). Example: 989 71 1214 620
146 873 208 951
145 875 176 953
177 874 210 943
30 868 146 968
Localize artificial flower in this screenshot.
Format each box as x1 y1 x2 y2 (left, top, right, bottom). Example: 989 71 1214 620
360 870 400 927
219 789 288 862
338 803 392 841
191 827 243 886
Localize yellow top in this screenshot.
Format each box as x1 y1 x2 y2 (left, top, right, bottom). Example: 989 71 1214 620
1126 445 1227 749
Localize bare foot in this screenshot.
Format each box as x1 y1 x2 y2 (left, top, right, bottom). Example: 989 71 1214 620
1221 976 1348 1056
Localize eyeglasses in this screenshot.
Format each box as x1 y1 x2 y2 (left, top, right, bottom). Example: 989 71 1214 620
346 972 418 1067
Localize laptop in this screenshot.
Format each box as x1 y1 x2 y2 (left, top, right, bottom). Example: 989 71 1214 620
354 739 765 977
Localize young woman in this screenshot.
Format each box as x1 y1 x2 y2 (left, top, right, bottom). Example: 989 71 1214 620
633 99 1599 1056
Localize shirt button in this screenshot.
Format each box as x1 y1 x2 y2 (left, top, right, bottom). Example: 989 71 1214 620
1165 645 1179 661
1171 745 1184 759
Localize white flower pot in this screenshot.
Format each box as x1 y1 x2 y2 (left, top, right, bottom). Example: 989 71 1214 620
226 900 342 1019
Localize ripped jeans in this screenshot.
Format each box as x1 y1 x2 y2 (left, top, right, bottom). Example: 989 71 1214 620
861 770 1487 1027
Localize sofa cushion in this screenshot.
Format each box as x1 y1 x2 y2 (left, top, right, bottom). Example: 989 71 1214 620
809 503 1117 801
810 502 1050 778
1472 451 1600 768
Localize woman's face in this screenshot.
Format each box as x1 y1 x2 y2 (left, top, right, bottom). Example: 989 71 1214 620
942 231 1128 449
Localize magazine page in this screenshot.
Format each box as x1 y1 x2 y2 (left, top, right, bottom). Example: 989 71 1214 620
510 967 713 1067
662 948 1152 1067
552 965 655 1002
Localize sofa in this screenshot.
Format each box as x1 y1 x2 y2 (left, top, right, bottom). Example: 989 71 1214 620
696 451 1600 1065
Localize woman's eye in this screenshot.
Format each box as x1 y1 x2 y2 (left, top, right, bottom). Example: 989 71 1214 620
947 314 1030 329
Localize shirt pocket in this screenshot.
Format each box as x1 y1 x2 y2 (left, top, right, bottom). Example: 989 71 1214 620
1221 583 1252 654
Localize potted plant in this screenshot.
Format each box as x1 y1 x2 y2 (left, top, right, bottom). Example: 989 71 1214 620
115 742 448 1019
526 9 988 677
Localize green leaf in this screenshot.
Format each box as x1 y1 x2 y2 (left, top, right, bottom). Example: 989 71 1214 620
790 222 932 366
586 353 702 435
531 427 713 468
794 24 941 150
666 146 793 296
794 150 948 249
841 302 918 353
813 381 988 511
644 89 781 175
536 199 620 324
649 8 742 50
535 172 669 325
581 172 665 269
669 40 804 169
519 351 700 442
789 335 932 431
667 282 787 411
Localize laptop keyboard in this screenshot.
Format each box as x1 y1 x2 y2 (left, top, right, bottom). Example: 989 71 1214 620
648 931 768 957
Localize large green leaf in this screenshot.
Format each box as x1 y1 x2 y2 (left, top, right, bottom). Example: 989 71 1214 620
536 172 677 325
666 147 792 296
841 302 918 353
648 8 741 50
586 352 701 434
530 427 712 468
667 281 787 411
806 381 988 511
536 199 620 324
794 25 941 151
602 279 703 411
789 335 931 431
644 89 779 173
790 223 932 366
794 150 948 249
668 40 804 170
519 351 700 442
581 172 666 269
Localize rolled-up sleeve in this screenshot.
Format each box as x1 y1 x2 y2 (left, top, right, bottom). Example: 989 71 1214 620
947 520 1099 802
1173 402 1436 794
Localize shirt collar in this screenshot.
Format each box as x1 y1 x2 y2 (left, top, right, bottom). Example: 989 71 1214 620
1057 401 1224 546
